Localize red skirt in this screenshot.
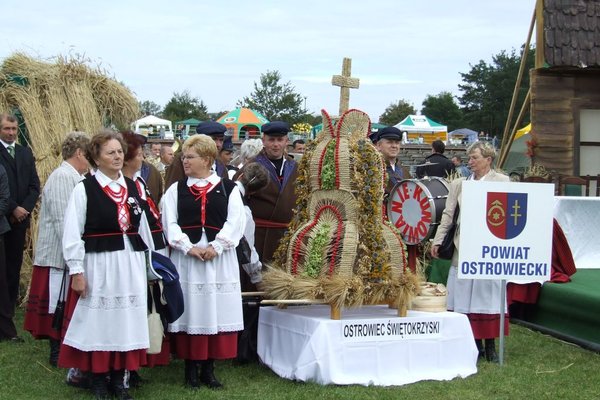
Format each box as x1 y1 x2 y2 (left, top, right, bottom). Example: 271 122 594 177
144 336 171 367
468 313 510 339
23 266 60 340
57 284 147 373
170 332 238 360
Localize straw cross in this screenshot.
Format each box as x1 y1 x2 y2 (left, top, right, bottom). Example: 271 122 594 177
331 58 360 116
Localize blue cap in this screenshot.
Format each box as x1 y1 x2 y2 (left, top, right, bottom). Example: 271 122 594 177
221 136 234 152
261 121 290 136
377 126 402 141
196 121 227 136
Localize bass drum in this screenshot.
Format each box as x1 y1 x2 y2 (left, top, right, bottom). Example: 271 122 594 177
386 177 449 245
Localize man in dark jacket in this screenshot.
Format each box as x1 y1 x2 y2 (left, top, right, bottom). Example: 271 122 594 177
0 114 40 342
416 139 455 179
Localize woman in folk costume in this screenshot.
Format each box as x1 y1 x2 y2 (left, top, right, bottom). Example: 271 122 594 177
120 131 170 377
24 132 90 366
162 134 245 389
431 141 510 363
59 130 149 400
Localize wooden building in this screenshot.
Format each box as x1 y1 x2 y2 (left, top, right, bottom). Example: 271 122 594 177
531 0 600 176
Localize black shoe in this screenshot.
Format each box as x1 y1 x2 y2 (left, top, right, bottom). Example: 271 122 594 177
485 347 499 363
184 360 199 389
128 370 146 388
0 335 24 343
110 370 133 400
200 360 223 389
49 339 60 367
92 373 110 400
475 339 484 360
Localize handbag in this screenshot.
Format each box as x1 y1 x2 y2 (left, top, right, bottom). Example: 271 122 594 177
51 268 68 331
437 204 460 260
147 285 164 355
236 236 252 265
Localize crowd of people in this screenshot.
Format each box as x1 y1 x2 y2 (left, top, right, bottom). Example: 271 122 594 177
0 111 507 399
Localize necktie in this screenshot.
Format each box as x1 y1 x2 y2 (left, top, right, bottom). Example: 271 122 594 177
6 146 14 158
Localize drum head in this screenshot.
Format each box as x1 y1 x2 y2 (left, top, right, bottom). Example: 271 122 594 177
387 178 448 245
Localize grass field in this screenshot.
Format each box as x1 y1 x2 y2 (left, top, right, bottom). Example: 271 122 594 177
1 309 599 400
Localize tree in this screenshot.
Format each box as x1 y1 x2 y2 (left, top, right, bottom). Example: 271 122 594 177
237 70 306 124
378 99 416 125
458 46 534 139
138 100 162 117
162 90 209 122
421 91 464 132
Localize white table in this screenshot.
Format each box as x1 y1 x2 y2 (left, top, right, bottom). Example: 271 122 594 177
554 196 600 269
258 305 478 386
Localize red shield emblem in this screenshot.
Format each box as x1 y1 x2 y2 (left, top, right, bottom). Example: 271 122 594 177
486 192 527 239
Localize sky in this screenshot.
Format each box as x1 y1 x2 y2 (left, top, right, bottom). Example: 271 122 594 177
1 0 537 123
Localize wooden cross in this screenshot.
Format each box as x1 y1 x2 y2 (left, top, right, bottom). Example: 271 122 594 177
331 57 360 115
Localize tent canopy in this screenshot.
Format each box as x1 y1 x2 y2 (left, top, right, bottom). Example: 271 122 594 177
394 115 447 144
503 124 532 176
131 115 174 139
394 115 447 133
448 128 478 144
217 107 269 141
175 118 202 125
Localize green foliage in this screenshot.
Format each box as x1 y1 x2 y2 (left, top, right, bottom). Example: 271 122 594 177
379 99 416 125
458 46 534 138
320 140 336 189
162 90 209 122
138 100 162 117
302 223 331 278
421 91 464 131
305 113 322 127
237 70 306 124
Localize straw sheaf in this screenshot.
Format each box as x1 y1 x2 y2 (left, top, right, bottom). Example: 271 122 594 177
1 52 139 303
389 271 421 310
261 267 295 300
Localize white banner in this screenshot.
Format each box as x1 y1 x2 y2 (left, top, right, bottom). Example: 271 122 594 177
341 316 443 342
458 181 554 282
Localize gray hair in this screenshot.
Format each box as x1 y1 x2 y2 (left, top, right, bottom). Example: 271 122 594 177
62 131 90 160
467 141 496 160
240 139 263 162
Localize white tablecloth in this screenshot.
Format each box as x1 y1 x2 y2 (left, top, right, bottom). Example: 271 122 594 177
258 305 478 386
554 196 600 269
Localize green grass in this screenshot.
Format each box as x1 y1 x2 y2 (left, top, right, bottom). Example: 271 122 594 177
2 309 599 400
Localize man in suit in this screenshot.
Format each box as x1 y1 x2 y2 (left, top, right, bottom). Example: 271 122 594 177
416 139 455 179
0 113 40 342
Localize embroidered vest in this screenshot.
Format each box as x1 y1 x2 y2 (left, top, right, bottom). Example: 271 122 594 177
82 176 147 253
176 178 234 243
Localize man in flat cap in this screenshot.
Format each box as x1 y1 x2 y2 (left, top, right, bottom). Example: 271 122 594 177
165 121 230 188
376 126 411 199
244 121 298 282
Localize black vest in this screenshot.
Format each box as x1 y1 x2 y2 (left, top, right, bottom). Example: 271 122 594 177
177 178 235 243
82 175 147 253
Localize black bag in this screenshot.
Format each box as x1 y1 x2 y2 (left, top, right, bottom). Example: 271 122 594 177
236 236 252 265
51 268 68 331
437 204 460 260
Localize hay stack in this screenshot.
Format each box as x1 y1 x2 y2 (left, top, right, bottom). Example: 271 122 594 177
0 52 140 302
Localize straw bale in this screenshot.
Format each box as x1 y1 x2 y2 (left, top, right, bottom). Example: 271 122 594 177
1 52 140 303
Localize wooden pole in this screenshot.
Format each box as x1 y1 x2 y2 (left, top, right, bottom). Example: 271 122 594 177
500 7 536 152
330 305 341 320
498 89 531 168
535 0 545 68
